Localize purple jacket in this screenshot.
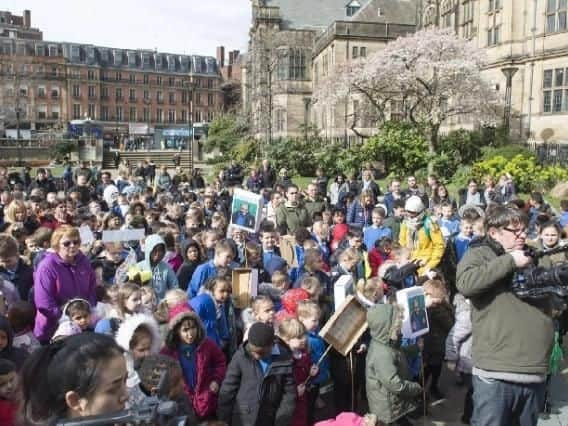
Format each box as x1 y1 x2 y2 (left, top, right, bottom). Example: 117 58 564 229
33 252 97 343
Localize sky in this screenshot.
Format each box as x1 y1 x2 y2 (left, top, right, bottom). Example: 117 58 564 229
3 0 251 57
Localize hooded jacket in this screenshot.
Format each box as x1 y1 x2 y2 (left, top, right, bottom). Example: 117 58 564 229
445 294 473 374
399 217 445 275
176 240 204 292
0 316 28 369
33 251 97 343
161 310 227 418
115 314 162 408
456 236 554 375
366 304 421 423
217 341 296 426
136 234 178 300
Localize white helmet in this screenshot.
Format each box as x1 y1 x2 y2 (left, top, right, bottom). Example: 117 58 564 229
405 195 425 213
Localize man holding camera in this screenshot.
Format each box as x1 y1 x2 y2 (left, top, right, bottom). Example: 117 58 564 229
456 205 554 425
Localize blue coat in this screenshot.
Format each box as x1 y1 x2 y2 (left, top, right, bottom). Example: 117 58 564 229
346 201 373 229
188 260 217 298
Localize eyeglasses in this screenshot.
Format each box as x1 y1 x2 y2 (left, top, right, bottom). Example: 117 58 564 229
61 240 80 247
503 227 526 238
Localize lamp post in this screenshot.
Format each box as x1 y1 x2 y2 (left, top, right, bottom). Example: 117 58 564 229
15 106 22 167
501 66 518 132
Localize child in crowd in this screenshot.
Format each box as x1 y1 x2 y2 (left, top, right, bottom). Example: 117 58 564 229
6 301 40 355
189 240 234 298
330 209 349 252
438 202 460 240
366 303 422 425
176 239 205 292
190 275 236 356
363 207 392 253
95 282 147 335
96 242 126 286
312 221 331 267
241 295 276 339
295 249 331 295
115 313 162 408
297 301 330 423
0 234 33 301
140 286 158 313
60 298 93 332
0 317 27 369
217 322 296 425
259 270 290 311
277 318 318 426
136 234 179 300
161 305 226 420
368 237 394 277
355 277 385 308
383 199 405 242
0 359 17 425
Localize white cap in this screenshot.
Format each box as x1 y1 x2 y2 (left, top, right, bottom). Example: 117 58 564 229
405 195 425 213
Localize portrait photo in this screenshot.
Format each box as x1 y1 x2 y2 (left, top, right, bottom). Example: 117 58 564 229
396 286 430 339
230 188 264 233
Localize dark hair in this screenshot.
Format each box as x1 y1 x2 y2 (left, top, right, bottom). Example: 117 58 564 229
134 354 179 395
130 324 153 350
7 301 36 333
540 221 562 235
485 205 528 232
0 234 19 258
204 275 231 293
64 299 91 318
294 228 312 244
392 199 405 209
166 314 205 349
347 228 362 239
20 333 123 424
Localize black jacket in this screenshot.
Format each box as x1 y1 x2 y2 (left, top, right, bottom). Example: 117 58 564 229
30 177 57 194
217 341 296 426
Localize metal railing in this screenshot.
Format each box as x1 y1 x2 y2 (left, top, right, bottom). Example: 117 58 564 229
521 141 568 166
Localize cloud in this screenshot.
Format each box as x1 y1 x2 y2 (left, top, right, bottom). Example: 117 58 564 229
3 0 250 56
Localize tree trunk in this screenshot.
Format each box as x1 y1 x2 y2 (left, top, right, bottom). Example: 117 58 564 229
427 124 440 174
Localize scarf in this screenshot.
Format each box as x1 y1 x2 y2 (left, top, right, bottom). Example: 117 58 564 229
178 343 197 390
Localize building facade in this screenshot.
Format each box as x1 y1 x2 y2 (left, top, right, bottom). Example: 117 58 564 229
243 0 417 142
0 10 223 144
419 0 568 143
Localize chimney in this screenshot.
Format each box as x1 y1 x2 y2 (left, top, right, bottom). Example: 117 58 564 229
23 10 31 28
216 46 225 68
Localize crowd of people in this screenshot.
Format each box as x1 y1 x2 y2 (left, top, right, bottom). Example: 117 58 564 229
0 158 563 426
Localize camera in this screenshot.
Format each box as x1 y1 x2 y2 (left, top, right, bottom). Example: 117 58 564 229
511 245 568 311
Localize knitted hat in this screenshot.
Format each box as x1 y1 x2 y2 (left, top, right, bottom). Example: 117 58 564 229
281 288 310 314
248 322 274 347
168 302 193 324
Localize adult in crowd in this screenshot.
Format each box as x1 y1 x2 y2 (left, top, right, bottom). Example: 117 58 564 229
359 169 381 202
383 178 405 216
327 174 350 208
303 183 327 220
33 226 97 343
457 206 554 425
29 168 57 194
459 179 486 209
346 189 375 229
259 159 276 189
276 184 311 236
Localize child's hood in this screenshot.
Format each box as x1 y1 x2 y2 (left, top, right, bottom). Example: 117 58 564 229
367 303 402 344
143 234 166 264
115 313 162 354
0 317 13 351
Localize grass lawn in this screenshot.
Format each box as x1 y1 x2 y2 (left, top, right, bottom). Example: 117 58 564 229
8 166 65 178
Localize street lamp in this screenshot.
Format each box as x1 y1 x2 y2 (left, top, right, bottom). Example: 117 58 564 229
501 66 518 132
15 106 22 167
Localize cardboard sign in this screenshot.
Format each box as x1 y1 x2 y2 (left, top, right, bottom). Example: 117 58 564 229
333 275 354 311
79 225 95 245
279 235 298 268
319 295 368 356
396 286 430 339
232 268 259 309
230 189 264 233
102 228 145 243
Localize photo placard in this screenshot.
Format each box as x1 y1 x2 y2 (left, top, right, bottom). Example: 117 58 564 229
396 286 430 339
230 189 264 233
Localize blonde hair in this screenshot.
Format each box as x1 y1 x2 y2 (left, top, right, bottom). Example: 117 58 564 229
117 282 141 316
338 247 361 264
251 295 273 314
50 226 81 250
300 276 321 296
155 289 188 323
356 277 384 301
422 279 448 302
271 271 290 290
296 300 321 320
4 200 27 224
140 286 157 309
277 317 306 342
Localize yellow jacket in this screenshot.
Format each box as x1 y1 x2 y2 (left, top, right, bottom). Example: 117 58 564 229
399 218 445 276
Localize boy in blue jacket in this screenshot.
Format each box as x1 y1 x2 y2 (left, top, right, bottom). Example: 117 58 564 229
136 234 178 300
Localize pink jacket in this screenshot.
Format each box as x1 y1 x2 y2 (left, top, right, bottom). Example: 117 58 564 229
161 337 226 418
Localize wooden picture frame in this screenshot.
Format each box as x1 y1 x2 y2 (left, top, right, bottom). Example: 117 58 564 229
319 295 368 356
231 268 259 309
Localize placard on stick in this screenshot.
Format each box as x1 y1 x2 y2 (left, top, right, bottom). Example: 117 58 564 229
232 268 259 309
319 295 368 357
396 286 430 339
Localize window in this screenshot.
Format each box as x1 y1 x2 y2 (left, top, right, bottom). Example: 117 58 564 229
543 68 568 113
115 71 122 81
289 48 307 80
488 0 502 12
129 89 136 101
37 87 46 98
169 92 176 104
157 76 162 85
156 108 163 123
72 85 80 98
352 46 359 59
207 79 213 89
51 87 60 98
157 91 163 103
116 106 123 121
275 109 286 132
547 0 568 33
346 0 361 16
129 74 136 83
88 85 96 98
101 87 109 99
88 104 96 119
144 90 150 101
360 47 367 58
143 74 149 84
73 104 81 119
129 107 137 121
115 88 123 100
441 0 453 27
169 77 175 87
88 70 95 80
101 106 109 121
423 6 436 26
462 0 476 38
487 25 501 45
182 91 189 104
194 110 202 123
168 109 175 123
208 93 214 106
143 107 150 122
181 109 188 122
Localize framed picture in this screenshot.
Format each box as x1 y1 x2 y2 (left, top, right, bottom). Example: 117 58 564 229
396 286 429 339
232 268 259 309
319 295 368 356
230 189 264 233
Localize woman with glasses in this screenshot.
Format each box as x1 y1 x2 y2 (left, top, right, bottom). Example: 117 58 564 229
33 225 97 344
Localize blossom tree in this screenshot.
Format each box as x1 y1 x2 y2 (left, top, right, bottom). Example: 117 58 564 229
315 27 500 171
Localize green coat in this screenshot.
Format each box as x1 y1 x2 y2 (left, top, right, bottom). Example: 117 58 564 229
456 237 554 375
275 203 312 235
366 304 422 423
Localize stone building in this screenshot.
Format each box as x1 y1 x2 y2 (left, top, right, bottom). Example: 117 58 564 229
0 9 223 145
419 0 568 144
243 0 418 143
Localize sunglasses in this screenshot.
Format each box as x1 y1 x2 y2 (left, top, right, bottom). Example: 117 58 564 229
61 240 80 247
